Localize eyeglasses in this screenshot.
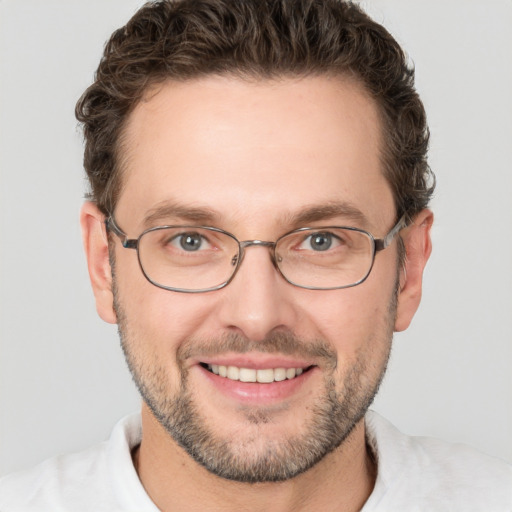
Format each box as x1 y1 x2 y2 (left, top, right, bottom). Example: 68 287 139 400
106 215 407 293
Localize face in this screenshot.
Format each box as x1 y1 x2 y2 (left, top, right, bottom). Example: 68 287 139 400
97 76 405 482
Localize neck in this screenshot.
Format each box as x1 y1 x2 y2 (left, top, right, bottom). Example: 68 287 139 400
133 405 376 512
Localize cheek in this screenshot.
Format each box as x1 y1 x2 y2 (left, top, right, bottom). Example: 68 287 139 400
302 283 393 343
114 252 220 347
312 287 394 381
298 269 397 386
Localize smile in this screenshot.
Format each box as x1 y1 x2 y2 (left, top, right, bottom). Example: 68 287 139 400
203 364 309 383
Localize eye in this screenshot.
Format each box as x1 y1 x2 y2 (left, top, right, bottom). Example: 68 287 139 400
170 232 210 252
299 231 343 252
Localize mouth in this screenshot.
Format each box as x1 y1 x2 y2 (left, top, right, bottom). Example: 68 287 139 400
200 363 314 383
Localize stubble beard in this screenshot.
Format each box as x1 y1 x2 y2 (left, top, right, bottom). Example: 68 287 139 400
113 283 396 483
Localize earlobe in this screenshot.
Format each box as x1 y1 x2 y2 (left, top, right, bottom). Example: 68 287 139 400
80 202 117 324
394 209 433 332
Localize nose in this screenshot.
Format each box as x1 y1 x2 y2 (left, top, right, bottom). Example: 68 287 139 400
216 245 298 342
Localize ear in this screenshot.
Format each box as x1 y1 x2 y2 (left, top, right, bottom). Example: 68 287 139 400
80 202 117 324
394 209 433 332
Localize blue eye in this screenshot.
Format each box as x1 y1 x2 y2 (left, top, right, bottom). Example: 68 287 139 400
181 234 203 251
308 233 333 251
168 232 207 251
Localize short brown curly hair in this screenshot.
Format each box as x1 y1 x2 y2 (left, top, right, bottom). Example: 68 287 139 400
76 0 434 220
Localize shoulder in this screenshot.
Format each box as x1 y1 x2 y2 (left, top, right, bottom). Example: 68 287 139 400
364 411 512 511
0 442 110 511
0 413 156 512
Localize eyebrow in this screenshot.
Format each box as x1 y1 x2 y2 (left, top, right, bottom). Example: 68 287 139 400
286 201 369 228
142 200 220 228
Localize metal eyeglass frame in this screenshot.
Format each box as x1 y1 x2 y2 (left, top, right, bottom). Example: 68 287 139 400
105 214 408 293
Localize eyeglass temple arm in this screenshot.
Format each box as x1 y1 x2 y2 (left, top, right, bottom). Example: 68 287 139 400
105 217 138 249
374 214 408 252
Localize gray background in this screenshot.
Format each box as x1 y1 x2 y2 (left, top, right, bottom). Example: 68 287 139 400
1 0 511 475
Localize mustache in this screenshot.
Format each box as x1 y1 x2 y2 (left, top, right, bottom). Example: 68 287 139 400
178 331 337 367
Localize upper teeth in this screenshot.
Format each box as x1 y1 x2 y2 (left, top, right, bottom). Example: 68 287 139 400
208 364 304 383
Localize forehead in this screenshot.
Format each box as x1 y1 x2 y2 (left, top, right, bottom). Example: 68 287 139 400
117 75 394 234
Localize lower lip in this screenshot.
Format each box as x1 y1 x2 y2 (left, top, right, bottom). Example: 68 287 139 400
197 365 316 404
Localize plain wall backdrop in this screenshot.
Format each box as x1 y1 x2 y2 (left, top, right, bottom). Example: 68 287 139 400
1 0 511 476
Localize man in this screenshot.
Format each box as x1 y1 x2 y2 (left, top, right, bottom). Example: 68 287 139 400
1 0 511 510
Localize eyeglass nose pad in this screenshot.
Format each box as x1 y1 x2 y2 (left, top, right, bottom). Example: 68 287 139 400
231 245 246 267
271 250 282 268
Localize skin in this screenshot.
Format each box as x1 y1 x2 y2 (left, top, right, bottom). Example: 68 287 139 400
81 75 432 512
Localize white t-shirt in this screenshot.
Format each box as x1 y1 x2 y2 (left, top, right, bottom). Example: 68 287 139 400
1 411 511 511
